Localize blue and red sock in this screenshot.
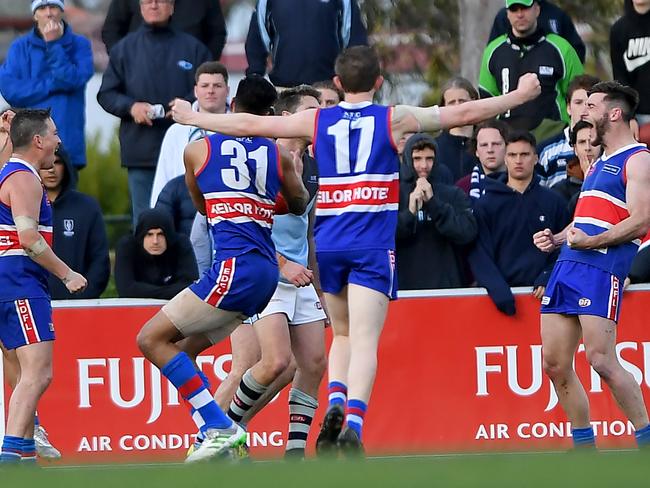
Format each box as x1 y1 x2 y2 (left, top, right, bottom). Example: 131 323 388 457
161 352 232 432
345 399 367 440
328 381 347 409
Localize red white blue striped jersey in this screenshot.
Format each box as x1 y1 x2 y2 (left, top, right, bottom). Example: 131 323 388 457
559 143 649 280
313 101 400 251
197 133 282 262
0 159 52 301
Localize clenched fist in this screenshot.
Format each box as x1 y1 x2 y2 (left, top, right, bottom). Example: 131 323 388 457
533 228 556 253
62 270 88 294
170 99 194 125
515 73 542 103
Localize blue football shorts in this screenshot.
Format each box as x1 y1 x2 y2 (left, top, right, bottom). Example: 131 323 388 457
316 249 397 299
189 250 279 317
0 298 54 350
541 261 622 323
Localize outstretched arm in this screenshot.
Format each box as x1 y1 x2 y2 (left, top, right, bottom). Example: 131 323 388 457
171 99 316 140
392 73 541 138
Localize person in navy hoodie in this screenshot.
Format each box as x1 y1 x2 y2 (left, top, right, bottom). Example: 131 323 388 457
0 0 93 170
39 145 110 299
468 130 569 315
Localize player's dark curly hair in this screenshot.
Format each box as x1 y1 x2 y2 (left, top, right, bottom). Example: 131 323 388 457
233 75 277 116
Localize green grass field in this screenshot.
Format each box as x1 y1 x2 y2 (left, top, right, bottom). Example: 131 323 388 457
2 451 650 488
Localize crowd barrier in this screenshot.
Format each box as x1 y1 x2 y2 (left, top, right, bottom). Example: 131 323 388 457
2 286 650 463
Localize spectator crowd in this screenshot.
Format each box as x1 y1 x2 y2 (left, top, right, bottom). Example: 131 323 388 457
1 0 650 316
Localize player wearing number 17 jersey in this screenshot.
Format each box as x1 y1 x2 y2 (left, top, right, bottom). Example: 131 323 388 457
171 46 542 454
137 76 309 463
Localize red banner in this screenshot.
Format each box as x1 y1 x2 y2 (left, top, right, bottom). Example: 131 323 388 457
3 289 650 462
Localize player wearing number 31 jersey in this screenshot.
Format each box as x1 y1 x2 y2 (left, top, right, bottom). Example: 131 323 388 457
138 76 309 463
189 130 282 310
171 46 541 454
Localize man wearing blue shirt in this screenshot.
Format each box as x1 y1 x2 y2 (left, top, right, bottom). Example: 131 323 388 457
0 0 93 170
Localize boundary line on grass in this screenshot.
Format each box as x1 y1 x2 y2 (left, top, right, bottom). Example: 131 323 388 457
43 449 636 471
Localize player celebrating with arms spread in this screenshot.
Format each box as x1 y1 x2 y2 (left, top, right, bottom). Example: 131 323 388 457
0 109 86 463
534 82 650 449
137 76 309 463
172 45 541 454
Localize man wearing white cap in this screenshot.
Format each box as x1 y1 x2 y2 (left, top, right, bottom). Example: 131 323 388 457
0 0 93 171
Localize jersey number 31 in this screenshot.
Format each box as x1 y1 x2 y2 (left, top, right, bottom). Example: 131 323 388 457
220 140 269 194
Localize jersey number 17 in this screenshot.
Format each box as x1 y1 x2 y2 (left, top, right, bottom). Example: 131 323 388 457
327 116 375 174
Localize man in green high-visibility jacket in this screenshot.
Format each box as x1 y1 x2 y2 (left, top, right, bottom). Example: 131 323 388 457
479 0 584 133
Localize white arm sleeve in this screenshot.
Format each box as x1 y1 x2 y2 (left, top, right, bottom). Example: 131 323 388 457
393 105 442 133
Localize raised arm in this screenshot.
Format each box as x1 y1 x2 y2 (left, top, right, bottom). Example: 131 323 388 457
47 35 94 92
171 99 316 139
568 151 650 249
392 73 541 139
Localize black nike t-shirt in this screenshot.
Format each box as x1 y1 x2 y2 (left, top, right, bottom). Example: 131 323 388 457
610 7 650 114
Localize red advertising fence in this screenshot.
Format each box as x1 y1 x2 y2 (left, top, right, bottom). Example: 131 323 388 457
2 286 650 463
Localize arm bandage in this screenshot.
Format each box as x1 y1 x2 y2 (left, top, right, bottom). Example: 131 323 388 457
394 105 441 133
15 215 48 258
